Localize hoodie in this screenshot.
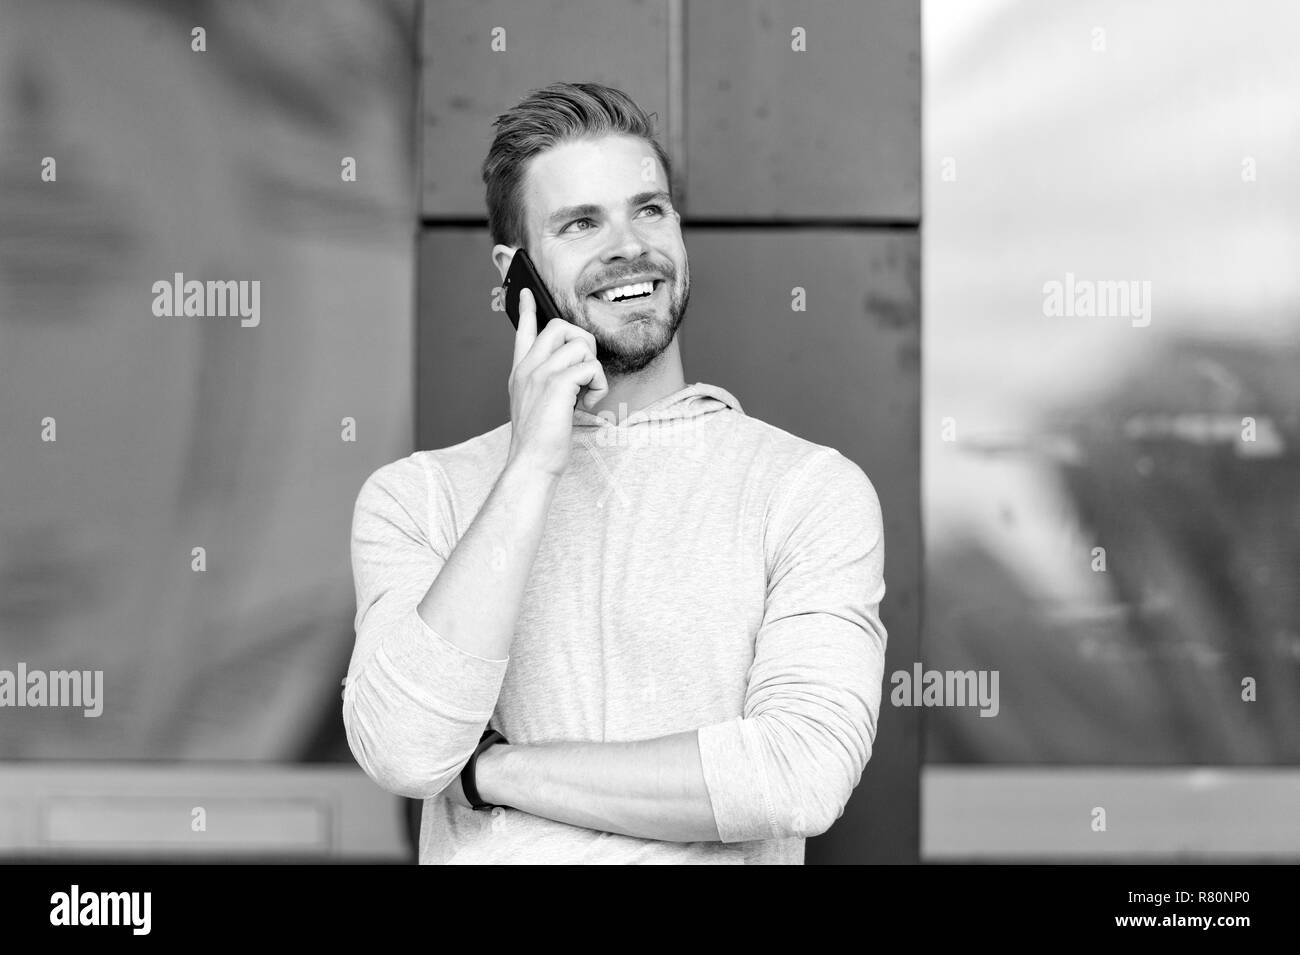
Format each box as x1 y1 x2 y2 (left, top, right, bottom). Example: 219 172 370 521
343 382 887 864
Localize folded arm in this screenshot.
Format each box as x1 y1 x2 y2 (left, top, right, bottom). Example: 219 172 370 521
474 730 721 842
343 455 553 799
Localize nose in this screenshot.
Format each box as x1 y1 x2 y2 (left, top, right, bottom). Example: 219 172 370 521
600 215 650 261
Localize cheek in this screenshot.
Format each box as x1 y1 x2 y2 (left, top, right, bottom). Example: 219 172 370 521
549 264 582 296
666 236 687 269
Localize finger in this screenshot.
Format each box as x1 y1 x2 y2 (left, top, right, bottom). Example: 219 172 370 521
556 359 607 405
534 338 599 379
535 316 598 359
515 316 598 380
511 288 537 372
577 361 610 409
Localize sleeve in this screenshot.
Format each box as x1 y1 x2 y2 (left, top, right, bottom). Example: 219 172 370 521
695 447 888 842
341 454 510 800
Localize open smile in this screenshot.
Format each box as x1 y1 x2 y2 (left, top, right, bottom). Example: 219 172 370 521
588 279 665 307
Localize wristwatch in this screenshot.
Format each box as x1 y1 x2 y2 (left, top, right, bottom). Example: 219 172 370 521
461 727 509 812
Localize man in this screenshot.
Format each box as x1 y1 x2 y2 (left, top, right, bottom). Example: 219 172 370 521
343 82 888 864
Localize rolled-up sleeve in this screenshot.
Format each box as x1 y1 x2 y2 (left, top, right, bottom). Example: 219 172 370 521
696 447 888 842
342 455 510 800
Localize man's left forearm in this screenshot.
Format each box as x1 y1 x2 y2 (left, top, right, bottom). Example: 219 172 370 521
474 729 723 842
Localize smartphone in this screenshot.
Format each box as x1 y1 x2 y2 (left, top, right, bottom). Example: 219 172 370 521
503 248 564 332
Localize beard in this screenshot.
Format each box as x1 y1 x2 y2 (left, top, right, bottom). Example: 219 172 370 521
553 259 691 376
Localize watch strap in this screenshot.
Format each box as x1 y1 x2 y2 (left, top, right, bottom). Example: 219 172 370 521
461 727 508 811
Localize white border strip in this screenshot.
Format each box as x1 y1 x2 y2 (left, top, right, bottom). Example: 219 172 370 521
924 766 1300 860
0 764 409 860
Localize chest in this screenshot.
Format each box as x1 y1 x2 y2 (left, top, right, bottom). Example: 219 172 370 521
497 448 772 737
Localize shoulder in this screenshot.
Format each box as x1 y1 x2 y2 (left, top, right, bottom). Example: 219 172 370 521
357 424 511 504
353 424 512 547
417 423 512 494
770 444 883 535
727 412 881 518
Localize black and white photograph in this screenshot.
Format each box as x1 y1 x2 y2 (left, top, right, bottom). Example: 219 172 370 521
0 0 1295 935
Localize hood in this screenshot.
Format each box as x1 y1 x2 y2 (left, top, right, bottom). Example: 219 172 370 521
571 382 743 431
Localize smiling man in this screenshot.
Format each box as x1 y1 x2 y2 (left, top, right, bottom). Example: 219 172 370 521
343 81 888 864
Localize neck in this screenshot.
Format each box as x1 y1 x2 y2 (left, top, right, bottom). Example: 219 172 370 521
587 337 687 420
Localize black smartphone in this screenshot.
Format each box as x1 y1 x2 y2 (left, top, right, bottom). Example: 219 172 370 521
503 248 564 332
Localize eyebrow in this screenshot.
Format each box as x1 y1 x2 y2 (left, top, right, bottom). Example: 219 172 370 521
546 190 674 228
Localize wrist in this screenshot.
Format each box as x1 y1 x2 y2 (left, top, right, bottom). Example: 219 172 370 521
474 742 511 808
502 451 566 486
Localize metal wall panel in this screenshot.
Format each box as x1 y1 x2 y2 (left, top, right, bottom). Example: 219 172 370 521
418 0 921 863
679 228 920 863
417 229 514 449
421 0 673 216
685 0 920 220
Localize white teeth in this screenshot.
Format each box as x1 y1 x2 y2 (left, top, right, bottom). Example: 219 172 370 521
599 281 655 302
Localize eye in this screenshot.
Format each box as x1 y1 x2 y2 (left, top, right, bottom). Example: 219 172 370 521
560 217 595 234
637 204 666 217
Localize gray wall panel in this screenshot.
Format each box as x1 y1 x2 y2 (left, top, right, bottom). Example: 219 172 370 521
421 0 673 216
419 0 921 862
417 229 512 447
686 0 920 220
680 228 920 863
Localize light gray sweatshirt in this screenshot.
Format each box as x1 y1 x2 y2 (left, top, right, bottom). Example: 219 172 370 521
342 382 887 864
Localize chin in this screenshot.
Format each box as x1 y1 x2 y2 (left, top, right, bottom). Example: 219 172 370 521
594 319 675 373
598 346 668 375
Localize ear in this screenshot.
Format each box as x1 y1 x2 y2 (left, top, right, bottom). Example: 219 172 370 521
491 244 517 283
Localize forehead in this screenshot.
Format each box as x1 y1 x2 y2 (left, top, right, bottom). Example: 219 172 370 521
523 134 668 219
